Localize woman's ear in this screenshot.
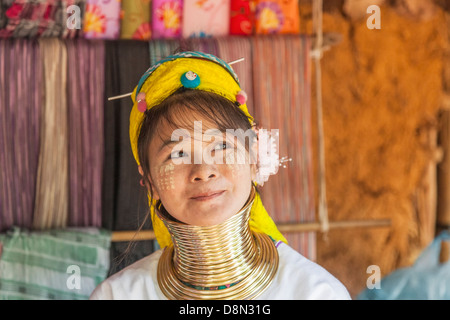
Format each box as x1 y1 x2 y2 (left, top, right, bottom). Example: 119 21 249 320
138 166 160 200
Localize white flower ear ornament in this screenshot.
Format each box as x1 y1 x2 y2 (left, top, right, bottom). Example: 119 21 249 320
254 128 292 186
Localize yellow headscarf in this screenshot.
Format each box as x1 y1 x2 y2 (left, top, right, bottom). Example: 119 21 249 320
129 51 287 248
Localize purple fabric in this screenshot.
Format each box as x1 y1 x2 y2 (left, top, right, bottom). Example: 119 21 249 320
66 39 104 227
0 39 42 232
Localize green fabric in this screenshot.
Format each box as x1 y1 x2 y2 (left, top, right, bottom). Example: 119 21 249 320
0 227 111 300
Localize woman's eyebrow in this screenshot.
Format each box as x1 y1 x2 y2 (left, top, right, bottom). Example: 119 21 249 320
158 139 180 153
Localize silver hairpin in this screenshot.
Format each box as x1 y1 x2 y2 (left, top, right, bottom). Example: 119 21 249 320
107 57 245 101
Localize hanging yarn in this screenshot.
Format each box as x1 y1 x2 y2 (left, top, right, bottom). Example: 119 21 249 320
251 35 316 259
66 39 105 227
0 39 42 232
33 38 69 229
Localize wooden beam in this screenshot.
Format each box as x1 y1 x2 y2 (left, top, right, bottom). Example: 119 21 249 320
110 219 391 242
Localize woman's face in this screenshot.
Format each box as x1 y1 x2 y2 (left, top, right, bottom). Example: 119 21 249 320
144 112 256 226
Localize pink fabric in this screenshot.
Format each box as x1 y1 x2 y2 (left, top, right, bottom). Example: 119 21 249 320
83 0 120 39
182 0 230 38
152 0 182 39
0 39 41 232
66 39 105 227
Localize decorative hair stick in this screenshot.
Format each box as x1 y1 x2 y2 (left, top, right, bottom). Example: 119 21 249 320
107 58 245 101
107 92 133 101
228 57 245 65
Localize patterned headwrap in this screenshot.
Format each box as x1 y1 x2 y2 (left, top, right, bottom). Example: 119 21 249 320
129 51 287 248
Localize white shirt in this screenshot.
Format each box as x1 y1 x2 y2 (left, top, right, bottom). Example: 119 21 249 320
90 242 351 300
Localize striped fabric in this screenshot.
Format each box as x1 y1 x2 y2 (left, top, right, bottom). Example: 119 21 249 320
148 39 180 66
251 36 316 259
0 227 111 300
0 39 42 232
66 39 104 228
215 37 254 115
0 38 104 232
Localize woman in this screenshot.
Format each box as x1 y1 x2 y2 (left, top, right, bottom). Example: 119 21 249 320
90 51 350 300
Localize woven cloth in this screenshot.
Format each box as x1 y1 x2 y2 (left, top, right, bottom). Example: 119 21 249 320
0 227 111 300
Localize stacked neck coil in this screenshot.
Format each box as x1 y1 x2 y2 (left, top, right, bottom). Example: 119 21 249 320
156 187 279 300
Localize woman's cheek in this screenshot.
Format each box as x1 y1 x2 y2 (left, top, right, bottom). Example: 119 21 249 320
224 149 251 178
154 162 176 191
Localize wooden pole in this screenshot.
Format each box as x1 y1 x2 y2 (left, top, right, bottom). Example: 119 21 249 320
438 110 450 233
110 219 391 242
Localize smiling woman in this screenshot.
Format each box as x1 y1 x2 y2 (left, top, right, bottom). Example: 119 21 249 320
138 88 256 227
90 51 351 300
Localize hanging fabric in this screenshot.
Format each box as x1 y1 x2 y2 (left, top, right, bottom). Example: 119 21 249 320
188 37 219 55
66 39 104 227
103 40 155 275
33 38 69 230
251 35 316 260
148 38 180 65
0 39 42 232
215 36 254 115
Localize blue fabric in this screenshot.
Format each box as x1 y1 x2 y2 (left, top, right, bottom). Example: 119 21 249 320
358 231 450 300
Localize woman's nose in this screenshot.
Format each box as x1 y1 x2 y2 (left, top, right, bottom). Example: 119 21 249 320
190 164 218 182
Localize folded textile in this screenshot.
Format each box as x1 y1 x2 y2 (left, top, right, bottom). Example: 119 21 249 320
83 0 120 39
1 0 62 38
151 0 182 39
120 0 151 40
0 227 111 300
182 0 230 38
0 0 85 38
230 0 254 35
254 0 300 34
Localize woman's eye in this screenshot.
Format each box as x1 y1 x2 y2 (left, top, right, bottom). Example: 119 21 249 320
170 150 188 159
214 142 228 151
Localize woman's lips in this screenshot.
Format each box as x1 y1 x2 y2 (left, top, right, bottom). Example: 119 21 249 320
190 190 226 201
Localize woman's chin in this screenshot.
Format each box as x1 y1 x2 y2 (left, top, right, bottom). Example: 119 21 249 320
182 206 237 227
